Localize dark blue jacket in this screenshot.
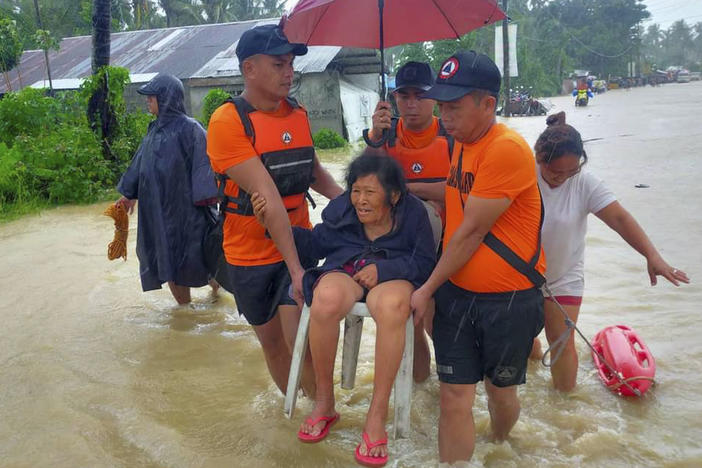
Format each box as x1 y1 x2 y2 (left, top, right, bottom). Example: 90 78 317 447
294 192 436 305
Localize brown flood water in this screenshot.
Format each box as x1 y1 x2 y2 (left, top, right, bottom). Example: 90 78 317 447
1 82 701 467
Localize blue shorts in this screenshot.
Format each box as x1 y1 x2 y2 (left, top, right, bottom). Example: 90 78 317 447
225 261 296 326
433 281 544 387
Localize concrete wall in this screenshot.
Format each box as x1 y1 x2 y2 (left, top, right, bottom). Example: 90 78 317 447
186 76 244 119
344 73 381 95
183 72 346 137
294 72 343 137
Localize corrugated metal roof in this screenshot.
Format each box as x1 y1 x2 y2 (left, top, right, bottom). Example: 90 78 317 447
0 18 346 93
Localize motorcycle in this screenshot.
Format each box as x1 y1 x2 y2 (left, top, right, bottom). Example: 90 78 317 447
574 88 590 107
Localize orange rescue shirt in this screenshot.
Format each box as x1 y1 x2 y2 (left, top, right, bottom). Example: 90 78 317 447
395 116 440 149
207 99 312 266
444 123 546 293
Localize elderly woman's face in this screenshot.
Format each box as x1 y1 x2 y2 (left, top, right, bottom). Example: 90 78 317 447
351 174 397 226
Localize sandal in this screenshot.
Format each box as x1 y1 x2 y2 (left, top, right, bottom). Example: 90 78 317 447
354 430 388 467
297 413 340 443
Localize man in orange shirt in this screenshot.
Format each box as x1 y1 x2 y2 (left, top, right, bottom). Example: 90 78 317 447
366 61 453 382
410 51 545 464
207 24 343 396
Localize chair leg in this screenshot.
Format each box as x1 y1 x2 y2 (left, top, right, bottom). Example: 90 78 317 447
284 305 311 419
393 315 414 439
341 314 364 390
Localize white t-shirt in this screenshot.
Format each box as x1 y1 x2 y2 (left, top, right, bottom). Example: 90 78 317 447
538 168 617 296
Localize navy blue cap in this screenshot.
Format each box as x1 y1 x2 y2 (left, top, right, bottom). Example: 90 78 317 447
423 50 501 102
236 24 308 62
394 61 435 92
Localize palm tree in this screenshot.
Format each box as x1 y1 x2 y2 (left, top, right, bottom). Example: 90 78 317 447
92 0 110 72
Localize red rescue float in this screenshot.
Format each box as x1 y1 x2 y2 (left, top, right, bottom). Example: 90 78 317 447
591 325 656 397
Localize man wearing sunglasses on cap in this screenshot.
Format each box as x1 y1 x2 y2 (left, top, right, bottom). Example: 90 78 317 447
410 50 545 464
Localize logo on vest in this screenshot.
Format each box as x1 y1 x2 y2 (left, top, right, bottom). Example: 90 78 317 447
439 58 459 80
411 162 423 174
281 131 293 144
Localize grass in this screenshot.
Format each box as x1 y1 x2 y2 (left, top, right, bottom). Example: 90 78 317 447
0 189 121 224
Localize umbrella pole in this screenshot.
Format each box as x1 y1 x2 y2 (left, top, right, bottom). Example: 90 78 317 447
363 0 388 148
379 0 386 100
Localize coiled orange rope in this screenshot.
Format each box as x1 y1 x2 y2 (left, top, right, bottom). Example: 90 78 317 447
104 204 129 261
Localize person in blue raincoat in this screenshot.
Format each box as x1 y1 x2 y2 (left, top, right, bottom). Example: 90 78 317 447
116 73 218 304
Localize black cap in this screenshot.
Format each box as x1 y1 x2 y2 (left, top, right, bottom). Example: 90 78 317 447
137 73 184 96
394 61 435 92
236 24 308 62
423 50 501 102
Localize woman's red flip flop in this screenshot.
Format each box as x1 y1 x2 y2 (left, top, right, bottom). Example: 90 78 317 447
354 430 388 467
297 413 340 443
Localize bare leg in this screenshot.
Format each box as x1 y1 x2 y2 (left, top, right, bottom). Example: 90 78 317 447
413 298 434 383
358 280 413 459
167 282 191 305
251 313 293 394
529 337 543 361
544 300 581 391
438 382 476 463
300 273 362 437
279 304 316 399
484 379 520 441
208 278 219 296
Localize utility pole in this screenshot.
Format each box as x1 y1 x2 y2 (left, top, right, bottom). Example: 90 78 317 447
33 0 53 92
502 0 510 117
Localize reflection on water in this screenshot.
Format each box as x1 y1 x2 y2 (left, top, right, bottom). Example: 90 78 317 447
1 83 701 467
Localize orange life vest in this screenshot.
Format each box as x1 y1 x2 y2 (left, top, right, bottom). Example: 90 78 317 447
217 96 315 215
385 118 453 183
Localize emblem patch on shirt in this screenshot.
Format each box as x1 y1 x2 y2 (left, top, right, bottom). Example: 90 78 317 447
281 131 292 144
411 162 423 174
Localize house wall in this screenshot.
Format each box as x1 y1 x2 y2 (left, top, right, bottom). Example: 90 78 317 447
344 73 380 95
185 76 245 119
294 72 343 137
185 72 344 137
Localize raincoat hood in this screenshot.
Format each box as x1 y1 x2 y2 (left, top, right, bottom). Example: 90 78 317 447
138 73 186 124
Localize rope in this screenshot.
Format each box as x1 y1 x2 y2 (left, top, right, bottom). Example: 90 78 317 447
103 204 128 261
607 376 656 393
540 284 648 397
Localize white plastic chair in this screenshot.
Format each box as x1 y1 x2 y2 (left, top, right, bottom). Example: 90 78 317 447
284 302 414 439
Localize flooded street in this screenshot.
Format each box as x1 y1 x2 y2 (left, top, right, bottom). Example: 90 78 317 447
1 82 701 467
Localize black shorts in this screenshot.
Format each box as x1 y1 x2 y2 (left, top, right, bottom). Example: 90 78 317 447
225 261 297 326
433 281 544 387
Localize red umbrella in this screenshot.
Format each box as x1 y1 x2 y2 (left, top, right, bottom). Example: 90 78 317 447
281 0 506 96
281 0 506 145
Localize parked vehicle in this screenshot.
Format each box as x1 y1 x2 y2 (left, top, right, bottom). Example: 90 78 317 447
497 87 550 116
677 70 691 83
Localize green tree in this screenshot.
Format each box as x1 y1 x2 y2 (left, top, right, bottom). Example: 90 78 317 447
664 20 695 68
0 18 23 91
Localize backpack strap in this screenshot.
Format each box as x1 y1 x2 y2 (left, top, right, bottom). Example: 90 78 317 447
438 119 455 162
226 96 256 139
454 146 545 287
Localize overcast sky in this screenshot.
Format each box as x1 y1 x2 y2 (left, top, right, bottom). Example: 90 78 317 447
642 0 702 29
283 0 702 31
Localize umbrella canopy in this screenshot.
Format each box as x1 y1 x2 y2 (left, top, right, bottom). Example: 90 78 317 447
281 0 506 50
281 0 506 145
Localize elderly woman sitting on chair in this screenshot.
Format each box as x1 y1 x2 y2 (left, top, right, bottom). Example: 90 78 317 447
252 153 435 467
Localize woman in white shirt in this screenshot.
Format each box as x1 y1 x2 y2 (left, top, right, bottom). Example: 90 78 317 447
531 112 689 392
